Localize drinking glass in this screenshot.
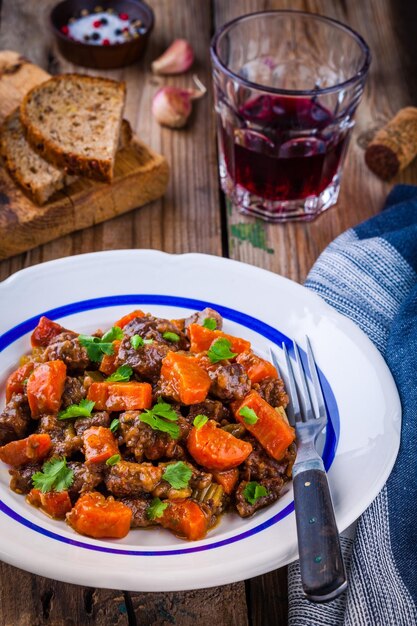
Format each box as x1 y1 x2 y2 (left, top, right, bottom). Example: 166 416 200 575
210 11 371 222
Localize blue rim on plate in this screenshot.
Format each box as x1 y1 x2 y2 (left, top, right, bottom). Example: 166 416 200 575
0 294 339 556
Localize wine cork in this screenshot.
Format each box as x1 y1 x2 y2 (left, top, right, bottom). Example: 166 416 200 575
365 107 417 180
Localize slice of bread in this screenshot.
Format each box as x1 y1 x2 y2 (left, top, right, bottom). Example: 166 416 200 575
1 108 76 205
20 74 126 183
1 109 133 205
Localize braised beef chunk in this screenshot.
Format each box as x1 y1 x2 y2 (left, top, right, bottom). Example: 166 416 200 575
117 339 170 383
67 461 104 499
235 478 284 517
187 399 230 423
43 332 90 371
74 411 110 436
121 497 155 527
9 462 41 494
61 376 86 409
189 467 213 491
122 314 190 350
105 461 163 497
119 411 186 462
184 307 223 330
253 376 289 408
38 414 82 457
208 363 251 402
241 437 294 482
0 393 31 445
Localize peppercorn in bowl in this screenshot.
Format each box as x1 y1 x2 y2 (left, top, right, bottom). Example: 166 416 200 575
50 0 154 69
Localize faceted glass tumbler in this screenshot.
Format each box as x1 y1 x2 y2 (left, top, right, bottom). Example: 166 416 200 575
210 11 371 222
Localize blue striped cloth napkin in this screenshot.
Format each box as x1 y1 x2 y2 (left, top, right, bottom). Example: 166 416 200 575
288 185 417 625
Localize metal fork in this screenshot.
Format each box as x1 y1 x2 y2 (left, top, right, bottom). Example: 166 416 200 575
271 338 347 602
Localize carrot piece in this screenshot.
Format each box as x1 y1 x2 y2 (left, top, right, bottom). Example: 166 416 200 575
67 492 132 539
6 362 34 402
187 323 250 355
31 316 67 347
26 360 67 418
236 351 278 384
159 499 209 540
99 340 121 375
187 420 252 471
27 488 72 519
114 309 145 328
83 426 119 464
212 468 239 495
232 391 295 461
0 433 52 467
87 381 152 411
160 351 211 405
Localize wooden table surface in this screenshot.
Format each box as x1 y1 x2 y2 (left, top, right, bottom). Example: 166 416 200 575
0 0 416 624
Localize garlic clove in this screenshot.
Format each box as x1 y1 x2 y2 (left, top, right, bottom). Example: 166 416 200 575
152 87 193 128
151 39 194 75
152 77 207 129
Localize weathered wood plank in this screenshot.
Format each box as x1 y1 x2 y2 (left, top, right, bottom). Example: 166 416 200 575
214 0 417 284
129 584 249 626
0 562 129 626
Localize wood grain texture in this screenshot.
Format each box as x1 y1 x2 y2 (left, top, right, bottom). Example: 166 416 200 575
129 584 249 626
0 1 416 625
0 563 129 626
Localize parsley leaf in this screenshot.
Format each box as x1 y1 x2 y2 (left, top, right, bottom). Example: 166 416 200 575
140 414 180 439
32 458 74 493
149 398 179 421
140 398 180 439
130 335 154 349
106 365 133 382
58 399 95 420
78 335 103 362
243 481 268 505
106 454 121 466
110 418 120 433
102 327 124 343
239 406 258 425
203 317 217 330
162 331 180 343
207 338 237 363
131 334 143 349
147 497 168 520
79 327 123 362
193 414 208 429
162 462 192 489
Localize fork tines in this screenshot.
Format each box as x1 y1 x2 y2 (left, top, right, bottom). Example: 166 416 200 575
278 338 327 425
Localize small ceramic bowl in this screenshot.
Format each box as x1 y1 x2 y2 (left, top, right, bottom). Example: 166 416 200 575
50 0 154 69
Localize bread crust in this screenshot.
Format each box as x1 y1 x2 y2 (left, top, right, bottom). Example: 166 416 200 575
20 74 126 183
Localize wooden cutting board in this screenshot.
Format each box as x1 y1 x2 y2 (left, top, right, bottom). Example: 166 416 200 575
0 51 169 260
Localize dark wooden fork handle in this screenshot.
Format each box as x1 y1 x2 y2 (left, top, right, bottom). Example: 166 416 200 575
293 468 347 602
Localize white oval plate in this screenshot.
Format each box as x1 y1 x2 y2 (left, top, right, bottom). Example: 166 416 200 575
0 250 401 591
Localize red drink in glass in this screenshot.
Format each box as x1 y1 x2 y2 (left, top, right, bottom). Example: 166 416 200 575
211 12 370 222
